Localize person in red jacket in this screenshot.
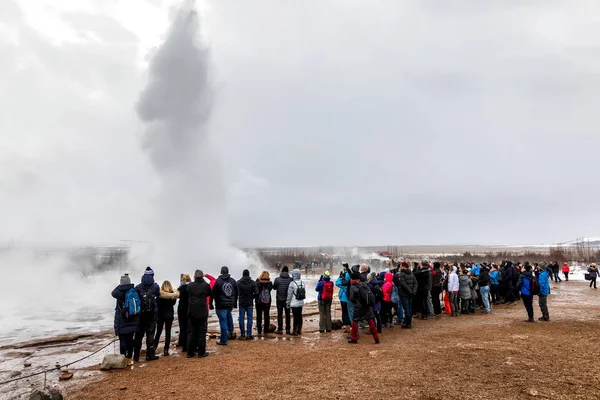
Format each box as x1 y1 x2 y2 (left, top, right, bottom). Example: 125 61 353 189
562 263 570 281
381 272 394 328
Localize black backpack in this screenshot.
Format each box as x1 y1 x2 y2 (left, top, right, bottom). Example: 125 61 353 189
371 285 383 303
139 286 156 314
359 283 375 307
294 282 306 300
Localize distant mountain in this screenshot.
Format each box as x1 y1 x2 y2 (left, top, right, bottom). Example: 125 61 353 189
556 237 600 247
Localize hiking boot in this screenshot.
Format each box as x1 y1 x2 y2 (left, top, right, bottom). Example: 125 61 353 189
228 332 237 340
319 330 325 333
186 354 195 358
274 330 283 335
347 339 358 344
246 336 254 340
146 354 159 361
163 349 170 357
524 319 535 323
198 353 209 358
237 335 246 340
374 339 380 344
216 341 228 346
325 330 332 333
285 330 291 335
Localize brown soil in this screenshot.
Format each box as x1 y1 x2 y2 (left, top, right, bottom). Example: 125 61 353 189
70 283 600 400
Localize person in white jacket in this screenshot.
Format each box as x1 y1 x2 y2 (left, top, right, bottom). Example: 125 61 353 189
448 266 460 317
286 269 305 335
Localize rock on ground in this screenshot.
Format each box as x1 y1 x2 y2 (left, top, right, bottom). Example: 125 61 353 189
100 354 126 371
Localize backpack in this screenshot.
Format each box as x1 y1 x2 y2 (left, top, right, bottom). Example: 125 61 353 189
294 282 306 300
359 284 376 307
391 285 400 304
259 286 271 304
139 286 156 314
371 284 383 303
531 277 540 296
321 281 334 302
123 288 140 318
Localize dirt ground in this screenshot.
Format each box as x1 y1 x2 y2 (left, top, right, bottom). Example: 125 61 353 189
70 282 600 400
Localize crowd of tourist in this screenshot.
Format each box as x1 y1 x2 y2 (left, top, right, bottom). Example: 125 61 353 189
110 260 596 364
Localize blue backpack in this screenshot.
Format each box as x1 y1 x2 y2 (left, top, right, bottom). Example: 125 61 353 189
123 288 141 318
391 285 400 304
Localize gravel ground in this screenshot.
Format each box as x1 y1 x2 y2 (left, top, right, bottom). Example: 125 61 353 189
70 282 600 400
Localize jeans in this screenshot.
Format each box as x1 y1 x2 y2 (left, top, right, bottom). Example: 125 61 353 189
522 295 534 320
118 333 134 358
394 300 404 323
450 291 459 315
276 300 290 332
291 307 303 334
400 295 413 327
318 301 332 331
238 306 253 337
216 308 234 344
134 313 157 360
347 301 355 323
154 317 173 352
186 316 208 356
538 295 549 320
340 301 350 326
554 271 562 282
431 286 442 315
480 285 491 312
256 303 270 334
426 291 434 316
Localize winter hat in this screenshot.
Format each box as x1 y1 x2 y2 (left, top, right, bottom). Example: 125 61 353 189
243 269 250 277
120 274 131 285
324 270 331 278
433 262 441 269
282 266 289 273
351 271 361 280
221 266 229 275
401 261 409 268
144 266 154 275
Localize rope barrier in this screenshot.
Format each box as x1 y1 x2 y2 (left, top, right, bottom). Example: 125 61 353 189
0 338 118 386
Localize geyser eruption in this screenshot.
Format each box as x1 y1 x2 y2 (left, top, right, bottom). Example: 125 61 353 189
136 2 254 276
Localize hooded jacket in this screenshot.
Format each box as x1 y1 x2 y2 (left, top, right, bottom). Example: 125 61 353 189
489 269 500 286
587 266 599 279
212 273 238 310
431 267 443 288
458 274 473 299
348 281 375 321
273 271 293 302
368 277 383 312
538 270 550 296
135 274 160 314
448 267 460 292
157 289 179 320
382 272 394 302
517 271 535 296
111 283 139 335
562 264 570 273
286 269 305 308
187 278 212 319
316 276 333 302
415 266 432 294
335 272 350 303
177 282 190 317
398 268 418 297
478 269 490 287
237 276 259 308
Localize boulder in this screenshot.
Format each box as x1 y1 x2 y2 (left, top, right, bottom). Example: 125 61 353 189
268 324 277 333
331 319 344 330
28 388 63 400
100 354 126 371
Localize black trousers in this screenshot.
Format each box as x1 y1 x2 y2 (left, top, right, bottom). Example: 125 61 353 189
177 311 188 350
380 301 393 325
187 316 208 356
431 286 442 314
522 295 534 320
276 299 291 332
118 333 135 358
341 301 350 325
291 307 303 334
154 317 173 351
134 313 157 359
590 278 597 289
491 285 500 303
256 303 271 334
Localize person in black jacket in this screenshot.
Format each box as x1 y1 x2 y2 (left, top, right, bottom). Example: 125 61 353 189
414 262 431 319
187 270 212 358
237 269 258 340
133 267 160 362
211 266 238 345
347 271 379 344
176 274 191 351
398 264 418 329
111 274 139 365
501 262 515 304
272 266 293 334
431 262 443 315
255 271 273 336
154 280 179 356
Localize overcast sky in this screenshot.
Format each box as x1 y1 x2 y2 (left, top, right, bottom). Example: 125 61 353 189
2 0 600 248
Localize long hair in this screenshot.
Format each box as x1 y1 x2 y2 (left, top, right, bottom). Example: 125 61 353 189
259 270 270 280
161 280 174 293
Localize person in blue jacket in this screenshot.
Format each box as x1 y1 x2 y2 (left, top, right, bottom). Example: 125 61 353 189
538 267 551 321
111 274 139 365
368 272 384 333
489 264 501 305
517 262 536 323
336 267 351 326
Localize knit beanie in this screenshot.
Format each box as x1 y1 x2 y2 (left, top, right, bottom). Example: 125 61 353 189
401 261 409 268
282 266 289 273
144 266 154 275
243 269 250 277
221 266 229 275
120 274 131 285
324 270 331 278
